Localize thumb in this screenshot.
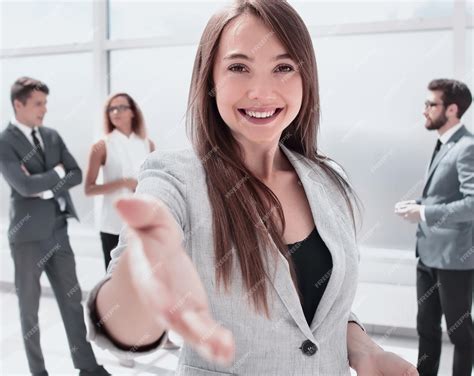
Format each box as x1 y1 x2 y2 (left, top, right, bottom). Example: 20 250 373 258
115 194 171 230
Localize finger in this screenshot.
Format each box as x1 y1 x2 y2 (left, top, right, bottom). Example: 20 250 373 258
395 201 405 208
167 309 234 365
396 200 415 208
115 194 172 230
397 206 411 214
20 165 29 175
395 203 408 211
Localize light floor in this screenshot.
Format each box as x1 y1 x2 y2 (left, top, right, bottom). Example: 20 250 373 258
0 290 460 376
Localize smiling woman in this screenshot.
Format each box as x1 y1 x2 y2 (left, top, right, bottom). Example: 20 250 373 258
88 1 418 376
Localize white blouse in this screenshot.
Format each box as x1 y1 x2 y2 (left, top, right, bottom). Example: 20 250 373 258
99 129 151 234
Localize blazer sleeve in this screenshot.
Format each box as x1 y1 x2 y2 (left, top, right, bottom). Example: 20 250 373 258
424 141 474 226
49 133 83 196
0 138 61 196
348 311 365 332
85 151 187 357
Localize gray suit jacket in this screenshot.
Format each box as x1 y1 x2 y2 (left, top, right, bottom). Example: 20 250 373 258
0 123 82 244
416 125 474 270
86 145 362 375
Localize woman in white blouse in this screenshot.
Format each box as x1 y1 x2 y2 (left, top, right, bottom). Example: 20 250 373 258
84 93 178 363
85 93 154 270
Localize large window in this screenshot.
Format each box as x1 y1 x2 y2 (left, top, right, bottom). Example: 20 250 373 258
110 46 196 150
292 0 453 26
316 30 453 250
0 0 472 254
1 1 93 49
109 0 223 41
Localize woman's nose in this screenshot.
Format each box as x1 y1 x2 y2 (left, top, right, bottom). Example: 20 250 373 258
247 78 276 102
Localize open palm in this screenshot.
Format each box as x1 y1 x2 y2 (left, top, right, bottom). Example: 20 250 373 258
115 194 235 365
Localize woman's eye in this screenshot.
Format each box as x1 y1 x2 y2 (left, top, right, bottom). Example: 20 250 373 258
275 64 294 73
228 64 248 73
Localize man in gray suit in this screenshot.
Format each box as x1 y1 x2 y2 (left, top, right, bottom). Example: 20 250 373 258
396 79 473 376
0 77 109 376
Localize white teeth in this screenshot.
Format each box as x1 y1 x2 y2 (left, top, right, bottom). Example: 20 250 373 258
244 109 277 118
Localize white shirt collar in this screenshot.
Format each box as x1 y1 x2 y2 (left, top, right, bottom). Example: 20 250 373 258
11 116 39 139
438 122 463 144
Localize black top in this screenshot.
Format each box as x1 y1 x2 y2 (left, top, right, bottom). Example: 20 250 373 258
287 227 333 326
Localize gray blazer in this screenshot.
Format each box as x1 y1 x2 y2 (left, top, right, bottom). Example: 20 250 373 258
86 145 363 375
0 123 81 244
416 125 474 270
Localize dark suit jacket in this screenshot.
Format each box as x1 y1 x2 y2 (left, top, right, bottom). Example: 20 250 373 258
416 125 474 270
0 123 82 244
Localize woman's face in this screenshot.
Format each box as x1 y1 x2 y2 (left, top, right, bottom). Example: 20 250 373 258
212 13 303 147
108 95 134 132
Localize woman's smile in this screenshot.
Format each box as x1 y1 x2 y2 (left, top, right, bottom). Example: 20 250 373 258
237 107 284 125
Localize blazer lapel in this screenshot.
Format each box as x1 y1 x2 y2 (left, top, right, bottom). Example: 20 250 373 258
8 123 33 150
274 146 346 334
423 126 467 193
7 123 46 167
265 249 316 341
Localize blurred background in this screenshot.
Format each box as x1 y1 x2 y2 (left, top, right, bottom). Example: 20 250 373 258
0 0 473 374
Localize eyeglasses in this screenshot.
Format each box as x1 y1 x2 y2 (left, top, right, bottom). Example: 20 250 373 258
424 100 444 109
107 105 131 113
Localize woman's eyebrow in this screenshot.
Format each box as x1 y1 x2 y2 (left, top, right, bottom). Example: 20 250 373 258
223 52 292 61
273 53 292 61
223 53 253 61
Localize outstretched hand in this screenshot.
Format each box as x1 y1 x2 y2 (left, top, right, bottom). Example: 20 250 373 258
115 194 235 365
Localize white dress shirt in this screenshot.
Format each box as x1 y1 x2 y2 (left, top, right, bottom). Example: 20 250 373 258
420 121 463 221
11 117 66 210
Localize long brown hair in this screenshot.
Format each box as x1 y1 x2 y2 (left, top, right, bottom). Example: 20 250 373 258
104 92 147 138
187 0 358 317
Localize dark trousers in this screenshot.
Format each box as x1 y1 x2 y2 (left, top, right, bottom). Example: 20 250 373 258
416 259 473 376
99 232 119 271
10 215 98 375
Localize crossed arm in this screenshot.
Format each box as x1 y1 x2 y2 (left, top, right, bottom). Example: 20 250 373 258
0 135 82 197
